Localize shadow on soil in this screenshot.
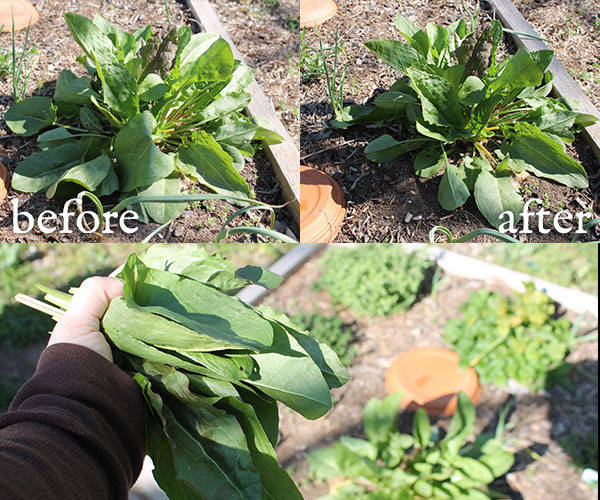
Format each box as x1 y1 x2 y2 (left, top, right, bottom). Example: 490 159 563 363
549 358 599 471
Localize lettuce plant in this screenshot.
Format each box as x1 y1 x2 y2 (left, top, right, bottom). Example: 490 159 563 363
444 282 597 391
4 14 283 224
332 13 598 228
308 392 514 499
18 245 348 500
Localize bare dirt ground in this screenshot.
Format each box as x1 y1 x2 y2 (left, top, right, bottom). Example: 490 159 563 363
0 0 297 242
300 0 600 243
259 251 599 500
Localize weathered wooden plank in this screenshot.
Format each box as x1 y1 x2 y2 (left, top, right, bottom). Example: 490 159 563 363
186 0 300 223
489 0 600 164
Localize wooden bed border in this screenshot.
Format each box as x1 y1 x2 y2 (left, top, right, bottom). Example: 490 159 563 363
186 0 300 223
489 0 600 164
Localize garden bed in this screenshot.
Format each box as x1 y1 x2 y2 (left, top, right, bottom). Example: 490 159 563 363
300 0 600 242
0 243 597 499
0 0 297 242
258 247 598 500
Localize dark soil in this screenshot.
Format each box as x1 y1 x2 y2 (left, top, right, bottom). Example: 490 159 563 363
0 0 296 242
300 0 600 242
258 249 599 500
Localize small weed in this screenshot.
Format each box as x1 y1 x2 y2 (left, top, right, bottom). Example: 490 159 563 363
565 15 581 37
300 28 325 82
260 0 280 9
349 73 360 95
238 0 280 18
202 199 217 211
0 47 10 79
543 192 552 209
581 70 591 81
284 14 299 31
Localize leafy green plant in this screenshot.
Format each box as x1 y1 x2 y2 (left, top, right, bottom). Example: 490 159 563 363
444 282 597 391
308 391 515 499
17 245 348 500
331 13 598 228
285 14 300 31
314 245 431 317
289 311 357 366
4 14 283 225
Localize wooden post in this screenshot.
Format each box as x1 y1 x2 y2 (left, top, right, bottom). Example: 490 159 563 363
489 0 600 165
186 0 300 222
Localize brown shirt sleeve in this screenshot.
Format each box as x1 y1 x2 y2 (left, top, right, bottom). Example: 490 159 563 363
0 343 146 500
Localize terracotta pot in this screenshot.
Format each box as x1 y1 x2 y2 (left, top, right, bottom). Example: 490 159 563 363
385 347 482 418
300 0 337 29
0 162 10 202
0 0 40 32
300 165 346 243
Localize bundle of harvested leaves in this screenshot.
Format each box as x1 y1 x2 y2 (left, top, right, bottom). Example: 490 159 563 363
18 246 348 500
5 14 283 224
332 12 598 228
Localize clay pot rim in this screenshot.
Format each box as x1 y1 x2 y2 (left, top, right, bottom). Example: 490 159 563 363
300 166 346 243
300 0 338 29
0 161 10 202
0 0 40 32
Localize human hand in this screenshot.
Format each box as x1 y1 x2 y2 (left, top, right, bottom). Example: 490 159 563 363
48 277 123 362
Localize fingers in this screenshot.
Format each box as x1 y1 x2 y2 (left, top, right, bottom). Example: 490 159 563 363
66 277 124 322
48 277 123 361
